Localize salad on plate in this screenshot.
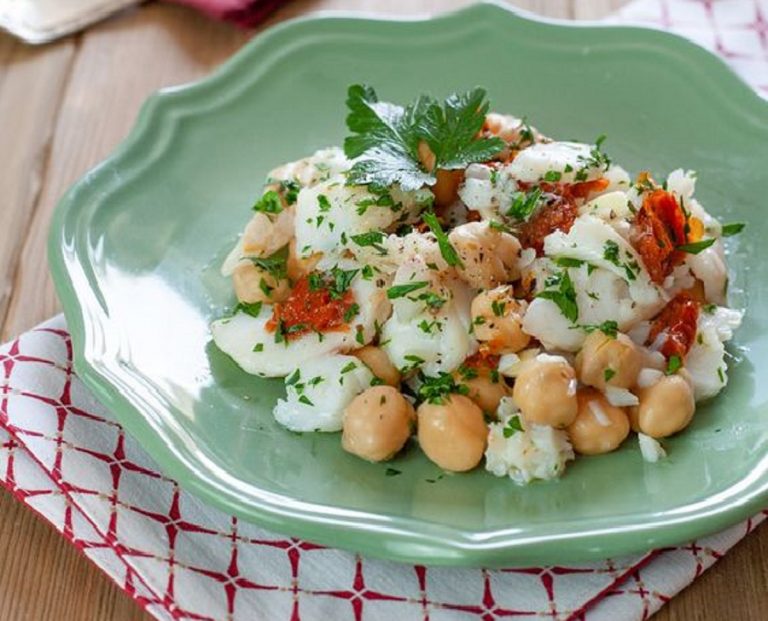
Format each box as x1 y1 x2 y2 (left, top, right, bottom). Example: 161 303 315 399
211 85 744 484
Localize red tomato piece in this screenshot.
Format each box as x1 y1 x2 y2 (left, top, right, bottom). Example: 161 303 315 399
267 275 356 340
631 189 688 284
647 293 700 360
517 197 579 255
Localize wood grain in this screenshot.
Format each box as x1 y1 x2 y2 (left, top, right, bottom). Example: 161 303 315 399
1 3 249 341
0 0 764 619
0 35 75 331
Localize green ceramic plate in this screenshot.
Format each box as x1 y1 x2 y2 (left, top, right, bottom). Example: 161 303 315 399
49 2 768 567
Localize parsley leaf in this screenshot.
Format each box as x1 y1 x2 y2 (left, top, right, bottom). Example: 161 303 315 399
343 303 360 323
554 257 585 269
536 270 579 323
252 190 282 214
677 238 716 254
344 84 434 191
603 240 620 264
249 255 288 280
232 301 263 317
417 88 506 170
328 266 359 299
350 231 388 254
666 355 682 375
387 281 429 299
502 415 524 438
317 194 332 212
507 186 542 221
721 222 745 237
422 211 463 268
279 179 301 205
344 84 504 191
286 369 301 386
416 372 469 405
417 290 446 311
581 320 618 339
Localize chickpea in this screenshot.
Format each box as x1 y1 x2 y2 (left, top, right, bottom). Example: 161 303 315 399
417 140 437 172
448 222 521 289
682 278 707 304
232 262 289 304
627 404 640 433
631 375 695 438
575 331 642 390
353 346 401 387
417 394 487 472
454 366 509 414
433 169 464 208
471 287 530 353
567 389 630 455
286 238 321 282
241 209 293 258
415 140 461 206
342 386 415 462
483 113 543 146
513 356 578 428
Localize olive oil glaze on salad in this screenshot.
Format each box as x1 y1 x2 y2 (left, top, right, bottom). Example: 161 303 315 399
211 85 744 484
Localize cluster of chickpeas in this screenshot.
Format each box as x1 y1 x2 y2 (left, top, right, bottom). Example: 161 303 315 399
342 284 696 473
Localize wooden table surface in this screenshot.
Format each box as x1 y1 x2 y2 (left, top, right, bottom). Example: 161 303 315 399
0 0 766 618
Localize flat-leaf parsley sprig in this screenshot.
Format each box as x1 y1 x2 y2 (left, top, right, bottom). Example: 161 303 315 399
343 84 505 191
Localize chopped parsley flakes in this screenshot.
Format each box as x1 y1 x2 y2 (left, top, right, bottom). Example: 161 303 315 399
416 372 469 404
387 281 429 299
502 415 524 438
536 269 578 323
252 189 282 214
666 355 682 375
721 222 745 237
232 301 263 317
422 211 463 268
677 238 716 254
507 186 542 221
581 320 619 339
602 241 638 281
350 231 387 254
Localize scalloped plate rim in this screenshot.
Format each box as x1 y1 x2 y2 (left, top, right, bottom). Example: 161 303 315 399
48 1 768 567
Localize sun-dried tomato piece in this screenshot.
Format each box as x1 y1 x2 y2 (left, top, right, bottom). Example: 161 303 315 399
515 179 610 255
462 351 501 370
647 293 700 360
267 276 356 340
517 197 579 255
563 178 610 200
631 189 688 284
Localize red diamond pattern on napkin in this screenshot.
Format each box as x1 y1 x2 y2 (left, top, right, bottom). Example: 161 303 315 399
0 317 765 621
606 0 768 97
2 2 768 618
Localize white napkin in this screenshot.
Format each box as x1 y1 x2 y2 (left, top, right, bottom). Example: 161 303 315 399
0 0 138 43
0 318 764 621
1 1 766 618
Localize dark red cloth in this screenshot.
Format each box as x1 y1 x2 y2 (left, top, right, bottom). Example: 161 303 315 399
169 0 289 27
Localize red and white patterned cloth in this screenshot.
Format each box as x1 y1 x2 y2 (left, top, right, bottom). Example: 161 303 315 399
2 2 767 619
1 317 765 620
607 0 768 97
